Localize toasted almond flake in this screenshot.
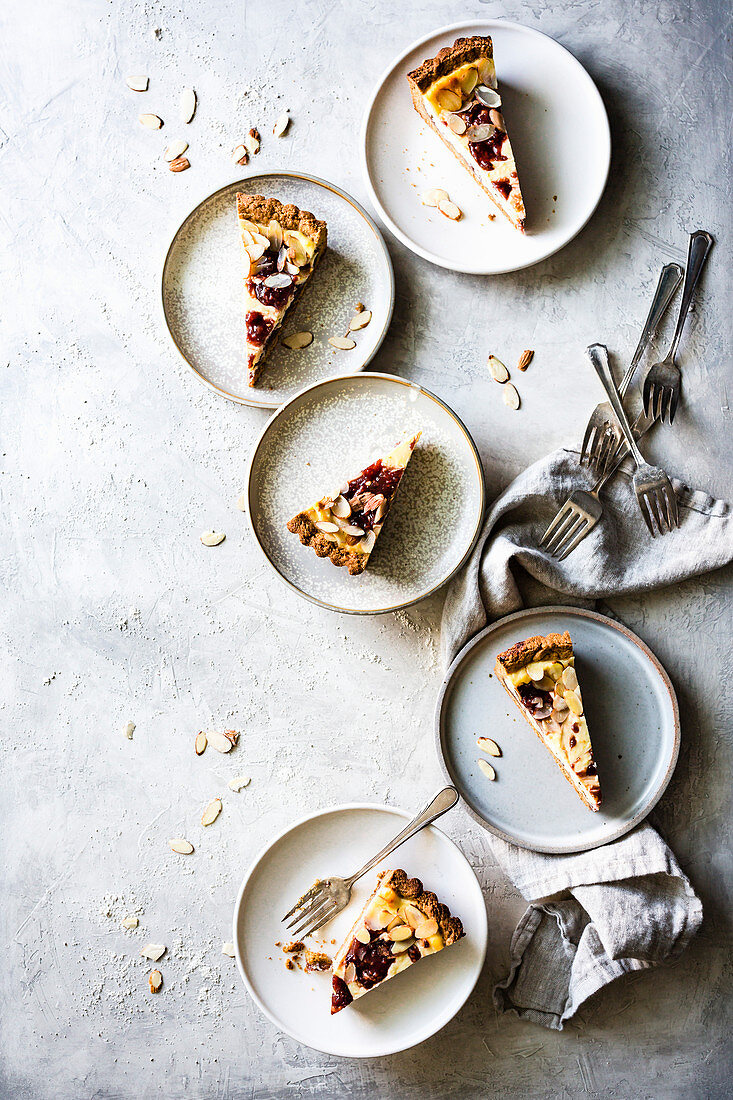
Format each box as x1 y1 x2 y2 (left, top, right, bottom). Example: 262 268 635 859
124 720 136 740
359 529 376 554
168 838 194 854
273 111 290 137
233 146 248 166
565 689 583 715
267 218 283 250
207 729 236 753
421 187 450 208
328 336 356 350
281 330 313 350
388 924 413 941
349 310 372 331
200 530 225 546
562 665 578 690
168 155 190 173
447 113 467 135
503 383 520 410
527 662 545 682
343 524 365 537
246 241 267 262
201 797 222 826
148 969 163 992
437 88 462 112
126 75 149 92
354 927 370 944
477 758 496 780
180 87 196 123
517 349 534 372
415 918 439 939
222 942 236 957
263 272 293 289
236 493 246 512
488 355 509 383
437 199 462 221
315 519 339 533
122 915 139 929
344 962 356 983
244 128 260 155
392 937 415 954
141 943 166 961
164 139 188 161
227 775 251 791
331 495 351 519
477 736 502 757
461 67 479 94
475 85 502 108
139 113 163 129
194 730 208 755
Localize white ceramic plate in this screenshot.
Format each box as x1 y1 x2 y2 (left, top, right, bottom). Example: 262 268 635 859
233 803 488 1058
162 173 394 409
247 373 485 614
362 20 611 274
436 607 680 853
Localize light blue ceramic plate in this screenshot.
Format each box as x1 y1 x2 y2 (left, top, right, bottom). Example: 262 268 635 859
435 607 680 854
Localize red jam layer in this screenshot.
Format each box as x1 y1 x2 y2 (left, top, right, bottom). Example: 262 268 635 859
245 311 273 347
344 459 405 532
246 247 295 310
464 103 507 171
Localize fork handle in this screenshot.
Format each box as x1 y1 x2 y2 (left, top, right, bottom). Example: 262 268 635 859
618 263 683 398
667 230 713 362
344 787 459 889
586 344 646 467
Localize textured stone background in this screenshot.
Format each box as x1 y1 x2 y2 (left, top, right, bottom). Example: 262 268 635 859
1 0 731 1097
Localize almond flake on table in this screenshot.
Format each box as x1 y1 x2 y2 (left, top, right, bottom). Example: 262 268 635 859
126 75 149 92
140 944 166 961
282 331 313 350
488 356 509 383
517 349 534 371
477 736 501 757
164 139 188 161
273 112 290 137
200 530 225 546
227 775 251 791
236 493 247 511
477 758 496 780
195 730 207 755
421 188 450 208
328 336 356 350
221 942 236 957
121 915 139 929
437 199 462 221
168 156 190 173
201 797 222 826
503 383 520 410
232 144 248 166
148 969 163 993
168 838 194 854
179 87 196 123
139 113 163 129
349 310 372 331
207 729 238 753
244 128 260 155
124 720 136 740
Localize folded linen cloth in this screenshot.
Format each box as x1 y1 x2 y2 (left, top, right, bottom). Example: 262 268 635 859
441 446 733 1029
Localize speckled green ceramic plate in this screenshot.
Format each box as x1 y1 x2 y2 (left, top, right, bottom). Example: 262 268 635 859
435 607 680 853
247 373 485 613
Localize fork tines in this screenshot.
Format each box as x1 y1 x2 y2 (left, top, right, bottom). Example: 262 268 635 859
642 376 679 424
281 883 337 939
637 477 679 536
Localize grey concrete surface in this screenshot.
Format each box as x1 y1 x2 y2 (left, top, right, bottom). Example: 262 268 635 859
1 0 731 1097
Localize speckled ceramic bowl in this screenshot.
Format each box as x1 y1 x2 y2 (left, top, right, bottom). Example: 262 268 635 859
162 173 394 409
247 373 485 613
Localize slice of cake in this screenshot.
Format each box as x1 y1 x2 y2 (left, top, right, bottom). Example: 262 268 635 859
331 869 464 1013
407 35 526 231
494 631 602 811
286 432 420 576
237 194 327 386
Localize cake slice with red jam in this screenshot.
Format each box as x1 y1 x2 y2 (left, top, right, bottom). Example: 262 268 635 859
237 194 327 386
407 35 525 231
494 632 602 811
331 869 464 1013
286 432 420 576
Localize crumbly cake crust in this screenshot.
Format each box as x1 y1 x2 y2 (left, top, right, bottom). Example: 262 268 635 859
236 193 327 249
285 513 366 576
495 632 574 672
380 869 464 945
406 35 494 92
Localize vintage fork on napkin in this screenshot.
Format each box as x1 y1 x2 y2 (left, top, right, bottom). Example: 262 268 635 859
281 787 459 939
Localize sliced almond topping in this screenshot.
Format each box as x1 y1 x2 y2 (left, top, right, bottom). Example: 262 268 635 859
228 775 251 791
139 113 163 129
236 493 246 511
461 67 478 94
124 721 136 740
344 962 357 984
206 729 235 753
331 495 351 518
246 241 267 262
354 927 370 944
244 128 260 155
222 942 236 957
447 113 467 136
168 838 194 854
349 310 372 331
201 797 222 826
562 665 578 690
168 156 190 173
273 112 290 137
164 139 188 161
402 904 424 930
421 187 450 208
328 336 356 350
392 937 415 954
386 915 402 931
437 199 462 221
437 88 462 112
475 85 502 108
141 944 166 961
488 356 509 383
194 731 208 755
148 969 163 993
343 524 365 537
503 383 520 410
359 529 376 554
200 530 225 546
314 520 339 533
126 75 149 92
477 758 496 781
267 218 283 250
517 349 534 372
414 918 439 939
527 662 545 681
388 924 413 941
280 330 314 353
232 144 248 165
179 87 196 123
565 689 583 715
122 915 139 929
489 108 503 128
477 736 501 757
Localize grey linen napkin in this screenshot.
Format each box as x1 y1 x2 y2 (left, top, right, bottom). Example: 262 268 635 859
441 447 733 1029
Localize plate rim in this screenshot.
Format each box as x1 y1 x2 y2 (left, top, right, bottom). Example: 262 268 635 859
245 371 486 615
160 170 396 409
434 605 681 853
360 18 612 275
231 800 489 1058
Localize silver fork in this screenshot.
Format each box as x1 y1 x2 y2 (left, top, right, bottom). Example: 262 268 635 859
280 786 459 939
580 262 683 474
587 344 679 536
642 230 714 423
